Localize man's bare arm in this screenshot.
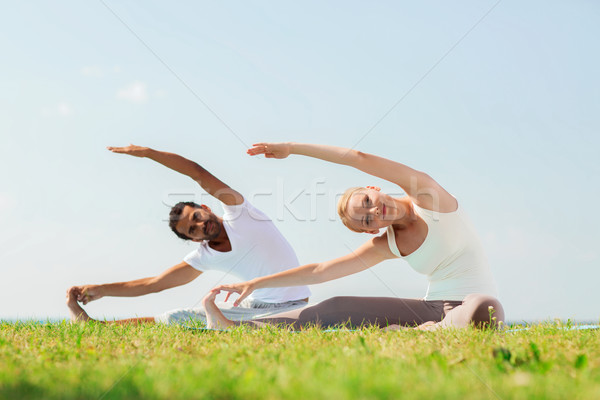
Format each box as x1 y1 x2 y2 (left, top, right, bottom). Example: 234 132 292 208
69 262 202 305
108 145 243 206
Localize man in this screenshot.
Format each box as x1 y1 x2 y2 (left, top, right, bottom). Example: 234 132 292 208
66 144 310 324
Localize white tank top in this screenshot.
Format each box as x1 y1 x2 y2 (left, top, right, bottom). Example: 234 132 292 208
386 201 497 301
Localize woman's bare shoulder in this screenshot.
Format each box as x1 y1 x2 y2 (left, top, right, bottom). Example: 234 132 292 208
410 179 458 212
369 231 397 259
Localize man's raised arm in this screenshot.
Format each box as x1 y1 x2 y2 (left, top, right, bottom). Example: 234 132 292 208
108 145 243 206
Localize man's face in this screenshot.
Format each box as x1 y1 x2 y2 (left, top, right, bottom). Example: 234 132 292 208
175 205 222 241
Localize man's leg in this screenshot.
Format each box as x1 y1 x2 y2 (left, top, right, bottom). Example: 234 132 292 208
107 317 156 325
66 288 155 324
203 290 234 329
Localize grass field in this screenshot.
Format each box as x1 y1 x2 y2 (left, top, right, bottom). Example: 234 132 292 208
0 321 598 399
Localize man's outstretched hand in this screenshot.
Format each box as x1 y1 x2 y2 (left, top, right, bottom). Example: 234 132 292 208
67 285 103 305
107 145 150 157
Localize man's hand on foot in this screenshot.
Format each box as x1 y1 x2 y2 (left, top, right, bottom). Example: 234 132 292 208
65 287 92 323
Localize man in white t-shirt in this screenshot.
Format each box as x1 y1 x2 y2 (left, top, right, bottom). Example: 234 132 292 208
66 145 310 324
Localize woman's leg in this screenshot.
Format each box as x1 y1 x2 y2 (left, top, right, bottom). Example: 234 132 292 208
249 296 446 329
203 293 504 330
436 294 505 329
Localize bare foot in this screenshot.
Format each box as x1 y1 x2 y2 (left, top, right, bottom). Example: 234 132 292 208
202 290 234 329
66 287 92 323
383 324 409 331
415 321 439 331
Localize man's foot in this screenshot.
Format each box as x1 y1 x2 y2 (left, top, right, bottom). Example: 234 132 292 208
202 290 234 329
66 287 92 323
383 324 409 331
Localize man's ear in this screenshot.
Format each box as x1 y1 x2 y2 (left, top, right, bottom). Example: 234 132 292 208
200 204 212 213
366 186 381 191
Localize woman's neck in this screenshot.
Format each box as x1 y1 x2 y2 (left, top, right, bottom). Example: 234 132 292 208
390 197 417 229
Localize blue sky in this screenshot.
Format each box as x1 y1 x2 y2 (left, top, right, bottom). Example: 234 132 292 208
1 1 599 322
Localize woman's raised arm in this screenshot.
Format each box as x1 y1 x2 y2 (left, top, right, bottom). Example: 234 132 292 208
215 235 395 306
248 142 456 211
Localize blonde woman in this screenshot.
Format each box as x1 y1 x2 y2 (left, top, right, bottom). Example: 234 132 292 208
205 143 503 330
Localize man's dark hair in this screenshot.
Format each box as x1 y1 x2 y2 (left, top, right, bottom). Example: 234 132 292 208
169 201 202 240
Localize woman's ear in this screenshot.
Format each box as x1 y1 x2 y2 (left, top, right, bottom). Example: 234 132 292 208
365 229 379 235
366 186 381 191
200 204 212 213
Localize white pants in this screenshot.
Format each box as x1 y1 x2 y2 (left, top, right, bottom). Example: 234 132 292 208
154 298 308 325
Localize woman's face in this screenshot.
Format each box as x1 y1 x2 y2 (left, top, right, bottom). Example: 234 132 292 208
345 188 398 234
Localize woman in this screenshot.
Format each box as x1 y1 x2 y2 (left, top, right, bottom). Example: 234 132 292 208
204 142 503 330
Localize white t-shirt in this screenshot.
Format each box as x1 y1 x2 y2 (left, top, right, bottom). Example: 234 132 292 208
183 198 311 303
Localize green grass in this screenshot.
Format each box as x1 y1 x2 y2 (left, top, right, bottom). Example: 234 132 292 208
1 321 598 399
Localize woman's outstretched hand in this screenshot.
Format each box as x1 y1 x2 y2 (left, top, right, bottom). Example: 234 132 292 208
107 144 150 157
247 142 291 159
214 280 257 307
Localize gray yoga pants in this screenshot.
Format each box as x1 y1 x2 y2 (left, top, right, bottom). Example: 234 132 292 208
244 293 504 329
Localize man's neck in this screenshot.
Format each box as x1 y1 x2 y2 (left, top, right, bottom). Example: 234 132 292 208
208 219 232 252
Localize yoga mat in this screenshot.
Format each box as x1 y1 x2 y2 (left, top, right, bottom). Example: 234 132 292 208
505 324 599 333
188 325 600 333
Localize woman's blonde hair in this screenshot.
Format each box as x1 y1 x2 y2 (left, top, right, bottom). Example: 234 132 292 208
337 187 366 232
